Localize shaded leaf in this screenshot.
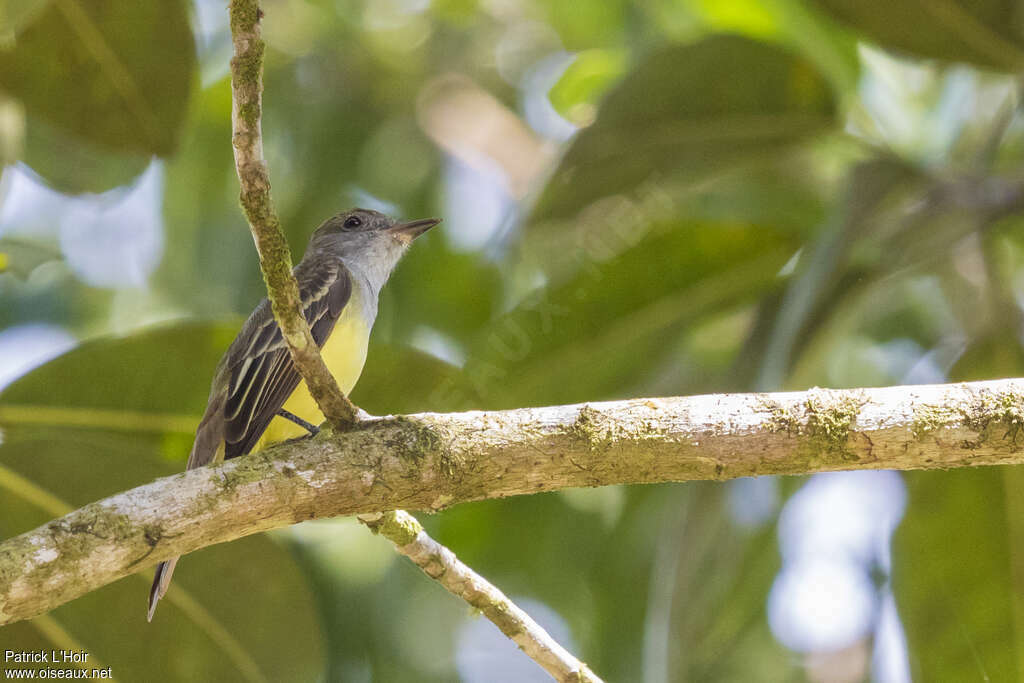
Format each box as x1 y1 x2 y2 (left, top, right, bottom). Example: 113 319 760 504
21 119 149 194
647 483 794 681
469 217 800 409
1 322 232 417
811 0 1024 71
951 332 1024 381
353 342 478 416
682 0 781 38
383 232 501 343
541 0 629 49
755 156 926 389
0 0 196 157
0 236 61 277
530 35 837 224
893 468 1021 682
0 0 50 36
0 323 325 682
548 49 627 126
156 80 257 318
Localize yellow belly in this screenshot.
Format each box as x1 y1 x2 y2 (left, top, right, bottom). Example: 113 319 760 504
254 311 370 450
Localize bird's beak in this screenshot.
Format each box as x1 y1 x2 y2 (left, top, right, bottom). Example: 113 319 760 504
389 217 441 244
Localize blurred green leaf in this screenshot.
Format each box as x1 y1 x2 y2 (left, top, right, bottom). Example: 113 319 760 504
0 0 196 157
429 0 479 25
382 232 501 344
471 217 799 408
157 80 254 318
766 156 1024 389
353 342 478 415
530 34 837 224
683 0 780 37
0 322 232 416
505 148 834 406
541 0 628 49
0 260 113 333
810 0 1024 71
952 333 1024 381
21 119 149 193
0 323 325 682
894 468 1021 682
548 49 628 127
0 236 60 277
647 484 794 681
756 157 926 389
0 0 50 36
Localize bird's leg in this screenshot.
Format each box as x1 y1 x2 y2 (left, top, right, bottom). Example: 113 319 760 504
278 407 377 435
277 409 320 436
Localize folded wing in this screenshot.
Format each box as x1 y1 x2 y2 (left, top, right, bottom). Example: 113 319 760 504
221 262 352 459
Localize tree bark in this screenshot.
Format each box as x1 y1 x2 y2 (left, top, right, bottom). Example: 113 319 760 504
2 378 1024 625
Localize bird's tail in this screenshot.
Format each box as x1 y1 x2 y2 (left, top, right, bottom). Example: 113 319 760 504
147 557 179 622
147 395 225 621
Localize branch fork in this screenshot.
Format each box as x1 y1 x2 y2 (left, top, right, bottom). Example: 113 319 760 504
224 1 600 679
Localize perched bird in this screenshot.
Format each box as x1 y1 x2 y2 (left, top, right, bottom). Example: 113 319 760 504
147 208 440 621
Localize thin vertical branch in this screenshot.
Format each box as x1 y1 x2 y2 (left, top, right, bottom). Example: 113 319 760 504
228 0 358 425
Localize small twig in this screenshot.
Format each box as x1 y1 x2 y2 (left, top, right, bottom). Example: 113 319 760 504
227 0 358 426
360 511 603 683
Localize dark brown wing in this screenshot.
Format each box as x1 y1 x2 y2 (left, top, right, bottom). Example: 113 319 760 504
221 262 352 459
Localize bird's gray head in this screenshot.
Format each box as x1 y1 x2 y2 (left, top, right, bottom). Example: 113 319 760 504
306 208 440 288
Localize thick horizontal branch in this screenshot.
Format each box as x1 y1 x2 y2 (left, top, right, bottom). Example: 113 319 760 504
4 378 1024 624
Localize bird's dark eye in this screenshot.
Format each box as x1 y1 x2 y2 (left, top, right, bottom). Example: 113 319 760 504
343 216 362 229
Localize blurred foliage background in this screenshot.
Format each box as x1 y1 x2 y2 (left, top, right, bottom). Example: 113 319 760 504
3 0 1024 681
